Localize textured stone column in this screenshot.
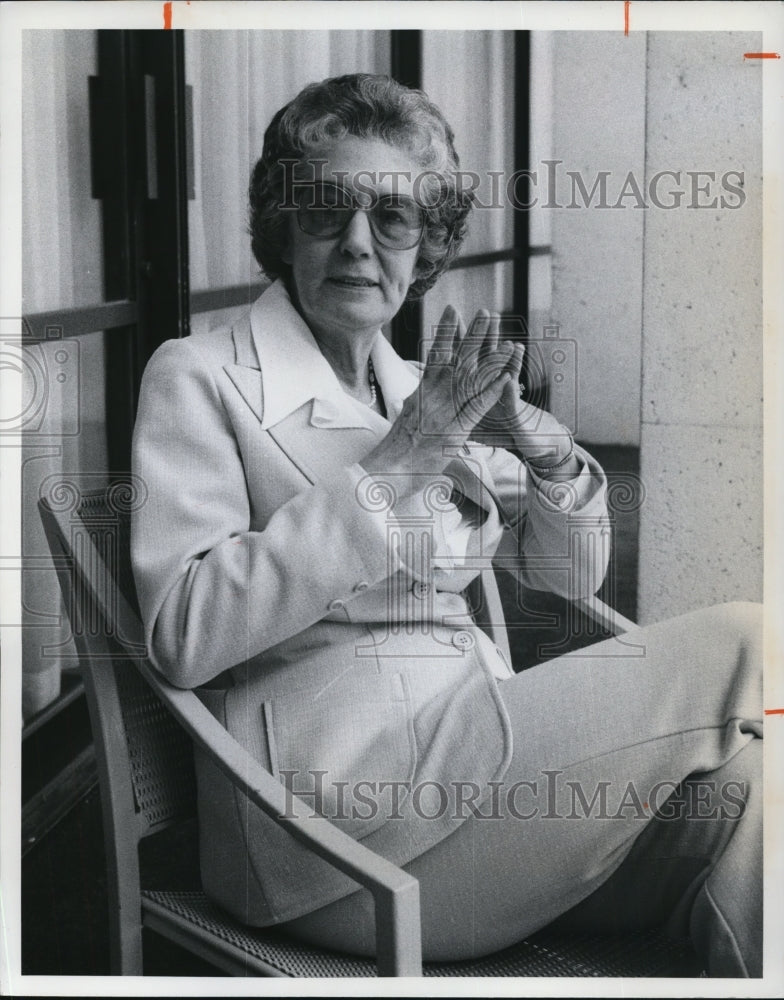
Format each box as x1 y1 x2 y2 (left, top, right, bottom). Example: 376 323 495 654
638 32 763 623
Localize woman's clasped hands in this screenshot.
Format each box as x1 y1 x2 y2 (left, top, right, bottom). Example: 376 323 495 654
362 305 514 486
418 306 525 451
363 305 574 498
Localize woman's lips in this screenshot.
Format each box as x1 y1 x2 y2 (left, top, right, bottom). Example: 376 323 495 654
329 276 378 288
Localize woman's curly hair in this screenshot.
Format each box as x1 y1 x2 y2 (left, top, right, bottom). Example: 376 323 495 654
249 73 473 301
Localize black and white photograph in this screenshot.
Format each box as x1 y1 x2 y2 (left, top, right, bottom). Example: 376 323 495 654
2 1 782 995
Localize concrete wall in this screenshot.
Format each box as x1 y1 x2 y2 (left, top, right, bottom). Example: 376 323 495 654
549 31 763 623
637 32 763 623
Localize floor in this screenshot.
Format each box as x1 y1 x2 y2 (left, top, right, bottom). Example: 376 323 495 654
20 444 642 978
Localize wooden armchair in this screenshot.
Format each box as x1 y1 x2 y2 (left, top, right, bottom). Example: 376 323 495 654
37 482 700 978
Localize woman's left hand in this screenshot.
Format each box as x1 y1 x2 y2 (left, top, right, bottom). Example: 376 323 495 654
454 309 579 475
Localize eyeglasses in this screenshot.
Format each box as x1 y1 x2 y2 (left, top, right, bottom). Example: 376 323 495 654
294 182 426 251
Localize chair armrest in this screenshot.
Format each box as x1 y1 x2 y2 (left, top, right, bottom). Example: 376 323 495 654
572 594 637 636
137 660 422 977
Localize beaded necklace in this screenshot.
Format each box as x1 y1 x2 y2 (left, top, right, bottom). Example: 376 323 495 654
368 358 378 408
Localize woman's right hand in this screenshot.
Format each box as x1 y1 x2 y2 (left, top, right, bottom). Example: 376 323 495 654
362 305 517 495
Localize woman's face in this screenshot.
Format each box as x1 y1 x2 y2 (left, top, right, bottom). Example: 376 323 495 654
284 136 423 342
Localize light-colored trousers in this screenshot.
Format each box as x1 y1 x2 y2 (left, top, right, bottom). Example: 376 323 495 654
285 602 763 977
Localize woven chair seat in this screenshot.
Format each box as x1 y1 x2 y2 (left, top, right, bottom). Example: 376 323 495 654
141 889 702 978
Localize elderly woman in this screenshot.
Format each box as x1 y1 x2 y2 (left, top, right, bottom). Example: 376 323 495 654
131 74 762 976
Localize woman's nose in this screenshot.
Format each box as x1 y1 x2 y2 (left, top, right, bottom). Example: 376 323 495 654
339 209 374 256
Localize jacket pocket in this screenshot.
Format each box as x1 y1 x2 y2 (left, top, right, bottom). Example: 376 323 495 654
261 671 417 840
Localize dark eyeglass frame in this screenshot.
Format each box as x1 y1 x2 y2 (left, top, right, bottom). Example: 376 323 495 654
293 182 427 251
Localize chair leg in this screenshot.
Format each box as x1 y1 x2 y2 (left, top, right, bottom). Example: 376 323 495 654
81 662 146 974
108 878 144 975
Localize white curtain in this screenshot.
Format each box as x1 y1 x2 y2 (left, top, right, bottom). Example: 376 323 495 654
422 31 515 257
421 31 554 352
21 30 107 716
23 31 103 313
420 32 517 347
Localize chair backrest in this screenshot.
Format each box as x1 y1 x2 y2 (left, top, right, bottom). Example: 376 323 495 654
464 570 512 663
38 484 197 836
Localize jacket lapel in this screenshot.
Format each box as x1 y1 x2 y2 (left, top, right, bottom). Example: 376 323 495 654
224 364 265 425
223 311 265 424
224 285 387 485
268 407 383 486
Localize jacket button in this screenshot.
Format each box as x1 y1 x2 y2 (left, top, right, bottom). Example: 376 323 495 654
412 581 431 599
452 630 475 651
328 598 345 612
353 581 369 593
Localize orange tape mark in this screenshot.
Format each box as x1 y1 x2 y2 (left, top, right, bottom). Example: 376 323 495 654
624 1 630 36
764 708 784 715
163 1 172 29
744 52 780 59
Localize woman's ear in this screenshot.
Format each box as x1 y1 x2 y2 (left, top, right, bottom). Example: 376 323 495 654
279 213 294 266
412 254 431 285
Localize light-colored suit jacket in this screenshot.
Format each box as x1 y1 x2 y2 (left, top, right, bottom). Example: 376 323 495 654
131 280 610 925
